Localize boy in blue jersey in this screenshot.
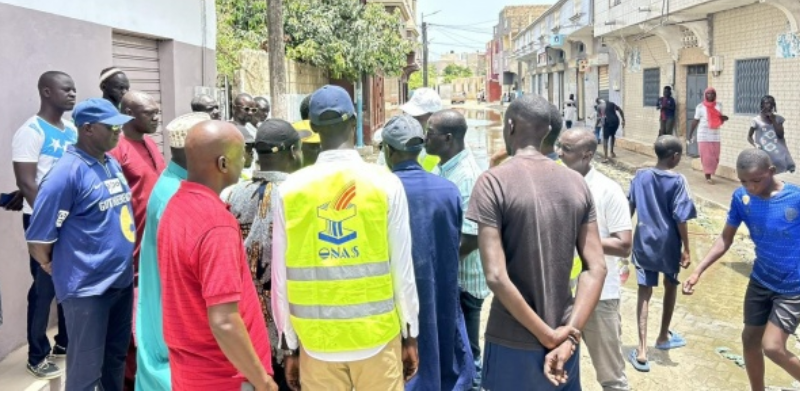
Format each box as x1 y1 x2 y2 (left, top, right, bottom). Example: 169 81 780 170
628 135 697 372
684 149 800 390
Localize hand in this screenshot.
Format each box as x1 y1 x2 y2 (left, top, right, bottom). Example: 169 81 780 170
3 191 23 211
545 326 580 350
683 272 701 295
402 337 419 382
40 262 52 275
622 121 626 127
680 249 691 269
284 354 300 391
721 115 729 122
544 340 576 386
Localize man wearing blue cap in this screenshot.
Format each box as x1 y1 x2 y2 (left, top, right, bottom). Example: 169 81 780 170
26 98 137 391
272 85 420 390
382 114 475 391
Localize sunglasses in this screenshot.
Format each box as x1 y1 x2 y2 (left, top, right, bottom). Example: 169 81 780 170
236 105 259 114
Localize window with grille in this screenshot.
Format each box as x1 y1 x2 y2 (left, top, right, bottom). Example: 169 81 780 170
735 58 769 114
643 68 660 107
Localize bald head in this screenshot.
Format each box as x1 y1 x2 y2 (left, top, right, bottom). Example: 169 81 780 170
737 148 772 172
504 94 553 153
560 127 598 154
121 91 161 135
37 71 76 112
185 120 245 192
430 109 468 139
233 93 256 125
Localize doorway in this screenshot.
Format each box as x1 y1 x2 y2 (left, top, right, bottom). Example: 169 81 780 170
686 64 707 157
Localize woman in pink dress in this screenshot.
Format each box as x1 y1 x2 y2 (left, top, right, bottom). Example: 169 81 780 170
688 87 729 184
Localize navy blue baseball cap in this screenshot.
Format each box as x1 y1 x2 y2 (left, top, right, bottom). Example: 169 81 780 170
72 98 134 128
309 85 356 126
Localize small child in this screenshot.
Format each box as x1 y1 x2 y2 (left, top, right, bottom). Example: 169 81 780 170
684 149 800 390
627 135 697 372
748 95 795 174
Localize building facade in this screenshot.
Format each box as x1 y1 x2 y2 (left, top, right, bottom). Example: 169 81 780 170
489 5 552 99
514 0 608 121
377 0 419 107
0 0 216 360
595 0 800 182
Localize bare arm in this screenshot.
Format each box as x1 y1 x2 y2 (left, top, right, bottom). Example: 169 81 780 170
748 127 757 147
478 223 565 349
683 224 738 294
617 108 626 124
602 230 632 258
689 119 700 141
459 234 479 260
774 118 785 139
28 243 53 274
13 162 39 208
569 222 607 331
208 303 276 391
678 221 692 268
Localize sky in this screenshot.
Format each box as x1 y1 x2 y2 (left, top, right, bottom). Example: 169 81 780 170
417 0 553 60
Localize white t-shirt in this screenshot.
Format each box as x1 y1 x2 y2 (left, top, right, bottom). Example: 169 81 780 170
11 116 78 214
564 102 578 122
584 167 633 300
694 102 723 142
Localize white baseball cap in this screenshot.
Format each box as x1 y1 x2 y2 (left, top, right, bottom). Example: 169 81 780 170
401 88 442 117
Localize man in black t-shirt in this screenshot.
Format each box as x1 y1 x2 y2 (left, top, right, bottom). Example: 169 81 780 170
600 101 625 162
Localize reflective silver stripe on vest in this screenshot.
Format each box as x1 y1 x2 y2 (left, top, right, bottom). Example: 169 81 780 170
290 298 395 320
286 261 390 281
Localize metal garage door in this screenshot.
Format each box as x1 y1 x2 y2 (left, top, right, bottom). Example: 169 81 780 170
598 65 610 103
112 33 163 152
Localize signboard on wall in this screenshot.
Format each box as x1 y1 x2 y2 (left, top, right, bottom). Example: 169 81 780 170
777 32 800 59
550 34 566 48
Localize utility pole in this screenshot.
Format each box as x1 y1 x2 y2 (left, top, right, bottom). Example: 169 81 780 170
266 0 287 119
421 10 440 88
422 22 429 87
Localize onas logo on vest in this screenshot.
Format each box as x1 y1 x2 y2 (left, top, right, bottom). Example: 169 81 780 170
317 181 360 260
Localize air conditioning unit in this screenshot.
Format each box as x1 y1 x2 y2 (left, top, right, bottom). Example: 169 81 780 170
709 56 724 72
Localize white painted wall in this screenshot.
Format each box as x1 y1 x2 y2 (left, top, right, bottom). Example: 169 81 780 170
0 0 216 49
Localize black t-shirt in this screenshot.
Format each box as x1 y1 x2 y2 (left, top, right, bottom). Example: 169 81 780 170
604 102 620 125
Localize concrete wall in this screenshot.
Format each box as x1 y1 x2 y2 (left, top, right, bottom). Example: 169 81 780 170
711 3 800 184
0 2 215 361
622 35 673 145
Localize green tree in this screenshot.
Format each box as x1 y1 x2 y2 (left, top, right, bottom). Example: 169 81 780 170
441 64 473 84
284 0 415 81
408 66 437 91
216 0 268 83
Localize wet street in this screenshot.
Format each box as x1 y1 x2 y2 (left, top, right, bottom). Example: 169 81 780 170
445 105 800 391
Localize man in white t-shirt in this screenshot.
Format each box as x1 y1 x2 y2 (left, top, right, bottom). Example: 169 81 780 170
558 127 633 391
11 71 78 380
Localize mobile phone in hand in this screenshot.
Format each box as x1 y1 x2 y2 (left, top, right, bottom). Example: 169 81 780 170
0 193 14 207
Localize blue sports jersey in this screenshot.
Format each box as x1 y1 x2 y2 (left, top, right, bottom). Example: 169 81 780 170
26 145 135 302
727 183 800 295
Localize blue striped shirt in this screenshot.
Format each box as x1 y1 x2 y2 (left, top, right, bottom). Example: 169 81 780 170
435 149 490 299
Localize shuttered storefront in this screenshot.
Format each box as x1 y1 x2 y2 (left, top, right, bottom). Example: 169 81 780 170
598 65 610 103
112 33 164 152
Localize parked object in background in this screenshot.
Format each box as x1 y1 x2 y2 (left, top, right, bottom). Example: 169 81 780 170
451 92 466 105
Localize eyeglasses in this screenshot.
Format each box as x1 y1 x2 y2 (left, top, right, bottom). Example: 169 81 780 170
236 105 259 114
95 124 121 132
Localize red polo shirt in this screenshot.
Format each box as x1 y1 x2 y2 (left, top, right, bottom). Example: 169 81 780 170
158 181 273 391
109 134 166 273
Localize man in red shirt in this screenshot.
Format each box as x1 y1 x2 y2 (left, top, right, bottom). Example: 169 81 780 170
109 90 167 389
158 120 277 391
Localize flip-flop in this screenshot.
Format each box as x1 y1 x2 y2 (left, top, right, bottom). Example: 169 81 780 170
715 347 746 368
655 330 687 350
627 349 650 372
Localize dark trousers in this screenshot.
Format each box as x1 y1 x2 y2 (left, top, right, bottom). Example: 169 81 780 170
62 285 133 391
482 342 581 391
460 290 484 390
565 120 573 129
23 214 68 366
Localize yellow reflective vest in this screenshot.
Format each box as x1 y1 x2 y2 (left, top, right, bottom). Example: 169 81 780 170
283 167 400 352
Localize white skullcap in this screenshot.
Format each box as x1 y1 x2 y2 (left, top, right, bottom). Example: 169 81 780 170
166 112 211 148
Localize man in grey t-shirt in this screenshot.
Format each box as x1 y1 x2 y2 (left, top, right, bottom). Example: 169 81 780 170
467 94 607 391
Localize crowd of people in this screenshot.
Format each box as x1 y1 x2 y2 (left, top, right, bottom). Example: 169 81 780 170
1 68 800 392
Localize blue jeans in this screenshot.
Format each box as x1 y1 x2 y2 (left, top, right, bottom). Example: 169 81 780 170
594 126 602 143
62 285 133 391
23 214 68 366
482 342 581 391
460 290 484 390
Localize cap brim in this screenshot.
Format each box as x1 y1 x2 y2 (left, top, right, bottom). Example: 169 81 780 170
99 114 134 126
401 102 427 117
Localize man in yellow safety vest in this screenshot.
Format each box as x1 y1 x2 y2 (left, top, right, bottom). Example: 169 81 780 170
271 85 420 391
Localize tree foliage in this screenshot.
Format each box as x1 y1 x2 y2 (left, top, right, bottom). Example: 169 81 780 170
441 64 473 84
216 0 268 83
408 65 437 91
284 0 415 81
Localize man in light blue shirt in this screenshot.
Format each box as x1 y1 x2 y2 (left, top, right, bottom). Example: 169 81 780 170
26 98 135 391
135 112 210 391
425 109 487 390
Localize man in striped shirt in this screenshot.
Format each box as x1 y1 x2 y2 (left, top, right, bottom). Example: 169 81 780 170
426 109 487 390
